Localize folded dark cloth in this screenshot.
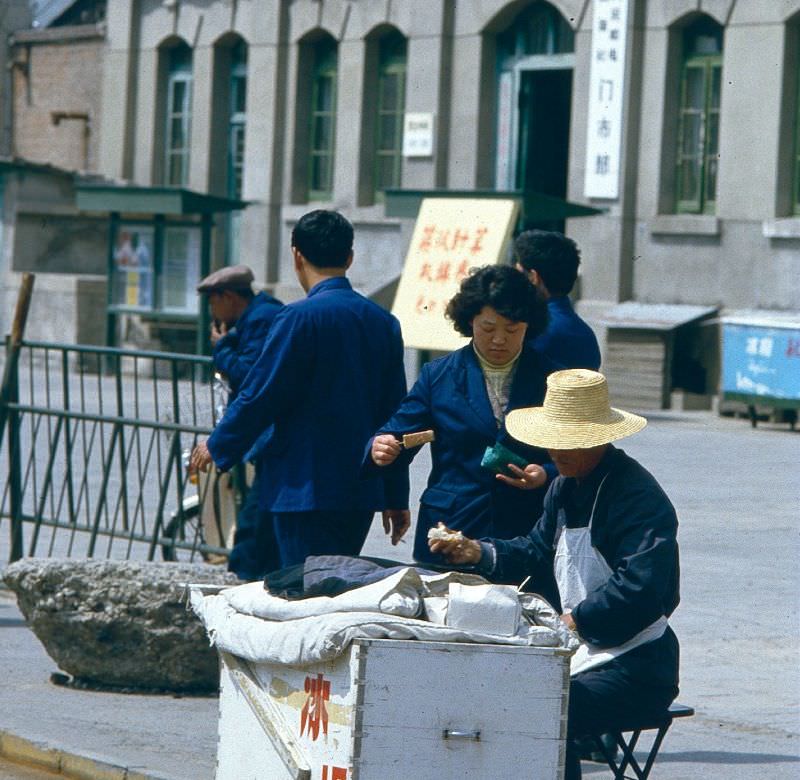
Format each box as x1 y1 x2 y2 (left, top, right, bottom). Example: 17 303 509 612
264 555 440 599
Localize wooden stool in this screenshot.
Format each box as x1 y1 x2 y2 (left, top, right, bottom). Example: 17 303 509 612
585 702 694 779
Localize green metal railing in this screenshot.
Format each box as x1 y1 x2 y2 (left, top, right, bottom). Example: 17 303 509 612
0 340 233 565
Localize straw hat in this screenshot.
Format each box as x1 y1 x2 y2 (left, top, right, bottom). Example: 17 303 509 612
506 369 646 450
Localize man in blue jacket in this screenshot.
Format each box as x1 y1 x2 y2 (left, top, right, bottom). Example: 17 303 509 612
514 230 601 370
196 265 283 580
191 210 410 567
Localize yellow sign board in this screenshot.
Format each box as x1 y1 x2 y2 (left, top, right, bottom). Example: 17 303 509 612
392 198 520 351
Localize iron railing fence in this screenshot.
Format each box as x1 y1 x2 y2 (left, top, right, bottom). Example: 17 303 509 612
0 340 235 566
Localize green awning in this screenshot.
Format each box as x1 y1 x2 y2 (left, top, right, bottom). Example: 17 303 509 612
76 183 247 216
383 188 603 221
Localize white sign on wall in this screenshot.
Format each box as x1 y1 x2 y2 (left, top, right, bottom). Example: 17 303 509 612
584 0 629 199
403 113 435 157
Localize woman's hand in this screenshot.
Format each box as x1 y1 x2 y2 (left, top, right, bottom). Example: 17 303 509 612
428 528 482 565
496 463 547 490
371 434 402 467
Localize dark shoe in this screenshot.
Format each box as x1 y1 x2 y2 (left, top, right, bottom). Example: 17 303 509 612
585 733 619 763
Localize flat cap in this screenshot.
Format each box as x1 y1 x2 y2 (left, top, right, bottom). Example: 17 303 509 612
196 264 255 294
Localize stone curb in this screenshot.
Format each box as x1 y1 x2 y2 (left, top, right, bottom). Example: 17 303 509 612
0 730 173 780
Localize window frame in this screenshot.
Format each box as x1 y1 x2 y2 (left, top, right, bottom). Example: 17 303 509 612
373 32 407 201
164 47 193 188
674 30 722 215
308 38 338 201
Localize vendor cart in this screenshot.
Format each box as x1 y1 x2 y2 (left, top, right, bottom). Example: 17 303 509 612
720 312 800 429
216 638 571 780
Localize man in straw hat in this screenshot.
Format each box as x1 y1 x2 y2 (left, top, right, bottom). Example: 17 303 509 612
429 369 679 780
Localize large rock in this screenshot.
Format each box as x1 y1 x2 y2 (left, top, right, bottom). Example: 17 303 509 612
3 558 240 692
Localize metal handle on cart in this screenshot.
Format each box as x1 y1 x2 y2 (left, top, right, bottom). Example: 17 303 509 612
442 729 481 742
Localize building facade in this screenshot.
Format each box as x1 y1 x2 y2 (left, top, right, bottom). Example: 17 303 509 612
4 0 800 403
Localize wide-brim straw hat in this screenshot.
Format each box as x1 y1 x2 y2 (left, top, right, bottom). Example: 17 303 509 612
506 369 647 450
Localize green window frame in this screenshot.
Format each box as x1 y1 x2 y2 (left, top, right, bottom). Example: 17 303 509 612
793 35 800 214
675 22 722 214
374 32 407 200
165 45 193 188
225 41 247 266
309 38 338 200
227 41 247 201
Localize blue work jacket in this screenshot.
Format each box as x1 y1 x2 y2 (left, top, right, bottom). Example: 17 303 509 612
366 343 557 563
530 296 601 370
208 277 409 513
212 291 284 400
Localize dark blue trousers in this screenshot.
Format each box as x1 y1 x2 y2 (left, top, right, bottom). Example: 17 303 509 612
272 510 375 568
565 657 678 779
227 477 281 580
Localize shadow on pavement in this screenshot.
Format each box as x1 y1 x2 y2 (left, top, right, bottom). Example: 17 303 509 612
658 750 800 764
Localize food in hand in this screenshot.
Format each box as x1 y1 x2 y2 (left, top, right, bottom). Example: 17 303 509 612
402 430 435 449
427 522 463 543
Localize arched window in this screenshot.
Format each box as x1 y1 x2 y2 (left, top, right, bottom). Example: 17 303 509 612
675 17 723 214
496 1 574 65
309 37 338 199
227 40 248 201
374 31 407 198
164 43 193 187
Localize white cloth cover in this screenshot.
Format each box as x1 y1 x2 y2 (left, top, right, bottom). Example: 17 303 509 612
446 583 521 636
190 568 575 667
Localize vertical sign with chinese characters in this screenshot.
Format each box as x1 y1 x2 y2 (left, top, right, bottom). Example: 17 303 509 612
392 198 520 351
584 0 629 199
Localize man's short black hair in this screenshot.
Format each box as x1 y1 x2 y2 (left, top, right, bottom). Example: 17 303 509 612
513 230 580 297
291 210 354 269
445 265 548 338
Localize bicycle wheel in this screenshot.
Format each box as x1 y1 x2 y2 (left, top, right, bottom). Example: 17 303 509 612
161 496 203 562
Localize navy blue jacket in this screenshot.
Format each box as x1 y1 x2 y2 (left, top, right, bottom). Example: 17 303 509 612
366 343 556 563
208 277 408 513
529 296 601 371
212 291 283 400
483 446 680 687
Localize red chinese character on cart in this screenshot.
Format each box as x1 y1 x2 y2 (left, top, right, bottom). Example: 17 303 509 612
417 225 436 252
418 262 434 281
470 226 489 254
415 295 427 314
455 259 470 281
300 673 330 741
321 767 348 780
435 261 451 282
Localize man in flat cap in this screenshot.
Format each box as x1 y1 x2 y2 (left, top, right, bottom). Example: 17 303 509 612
197 264 283 579
430 369 679 780
192 210 410 567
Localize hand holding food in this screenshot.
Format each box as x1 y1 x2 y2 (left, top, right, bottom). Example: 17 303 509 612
427 523 481 564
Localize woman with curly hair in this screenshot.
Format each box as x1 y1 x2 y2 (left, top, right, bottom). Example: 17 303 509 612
365 264 558 564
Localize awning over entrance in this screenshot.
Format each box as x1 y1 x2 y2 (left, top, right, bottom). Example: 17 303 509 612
383 188 602 222
75 183 247 216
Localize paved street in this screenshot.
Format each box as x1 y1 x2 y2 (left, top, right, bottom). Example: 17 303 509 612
1 408 798 778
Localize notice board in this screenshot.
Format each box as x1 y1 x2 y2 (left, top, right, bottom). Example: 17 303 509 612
392 198 519 351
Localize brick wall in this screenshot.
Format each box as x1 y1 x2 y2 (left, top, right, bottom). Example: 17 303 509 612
11 27 105 172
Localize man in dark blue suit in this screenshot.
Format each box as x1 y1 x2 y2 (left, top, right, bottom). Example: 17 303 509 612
191 210 409 568
514 230 601 371
196 264 283 580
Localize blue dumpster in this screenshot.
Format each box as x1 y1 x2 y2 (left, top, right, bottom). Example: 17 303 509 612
721 313 800 428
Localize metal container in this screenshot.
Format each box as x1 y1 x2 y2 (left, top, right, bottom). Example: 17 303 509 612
216 638 571 780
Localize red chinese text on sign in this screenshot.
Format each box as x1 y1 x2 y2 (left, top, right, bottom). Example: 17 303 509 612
321 766 348 780
299 673 330 741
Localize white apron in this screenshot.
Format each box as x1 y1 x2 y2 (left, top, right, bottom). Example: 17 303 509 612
554 474 668 677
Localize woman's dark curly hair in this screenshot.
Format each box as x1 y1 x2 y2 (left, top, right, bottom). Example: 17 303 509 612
445 265 548 338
